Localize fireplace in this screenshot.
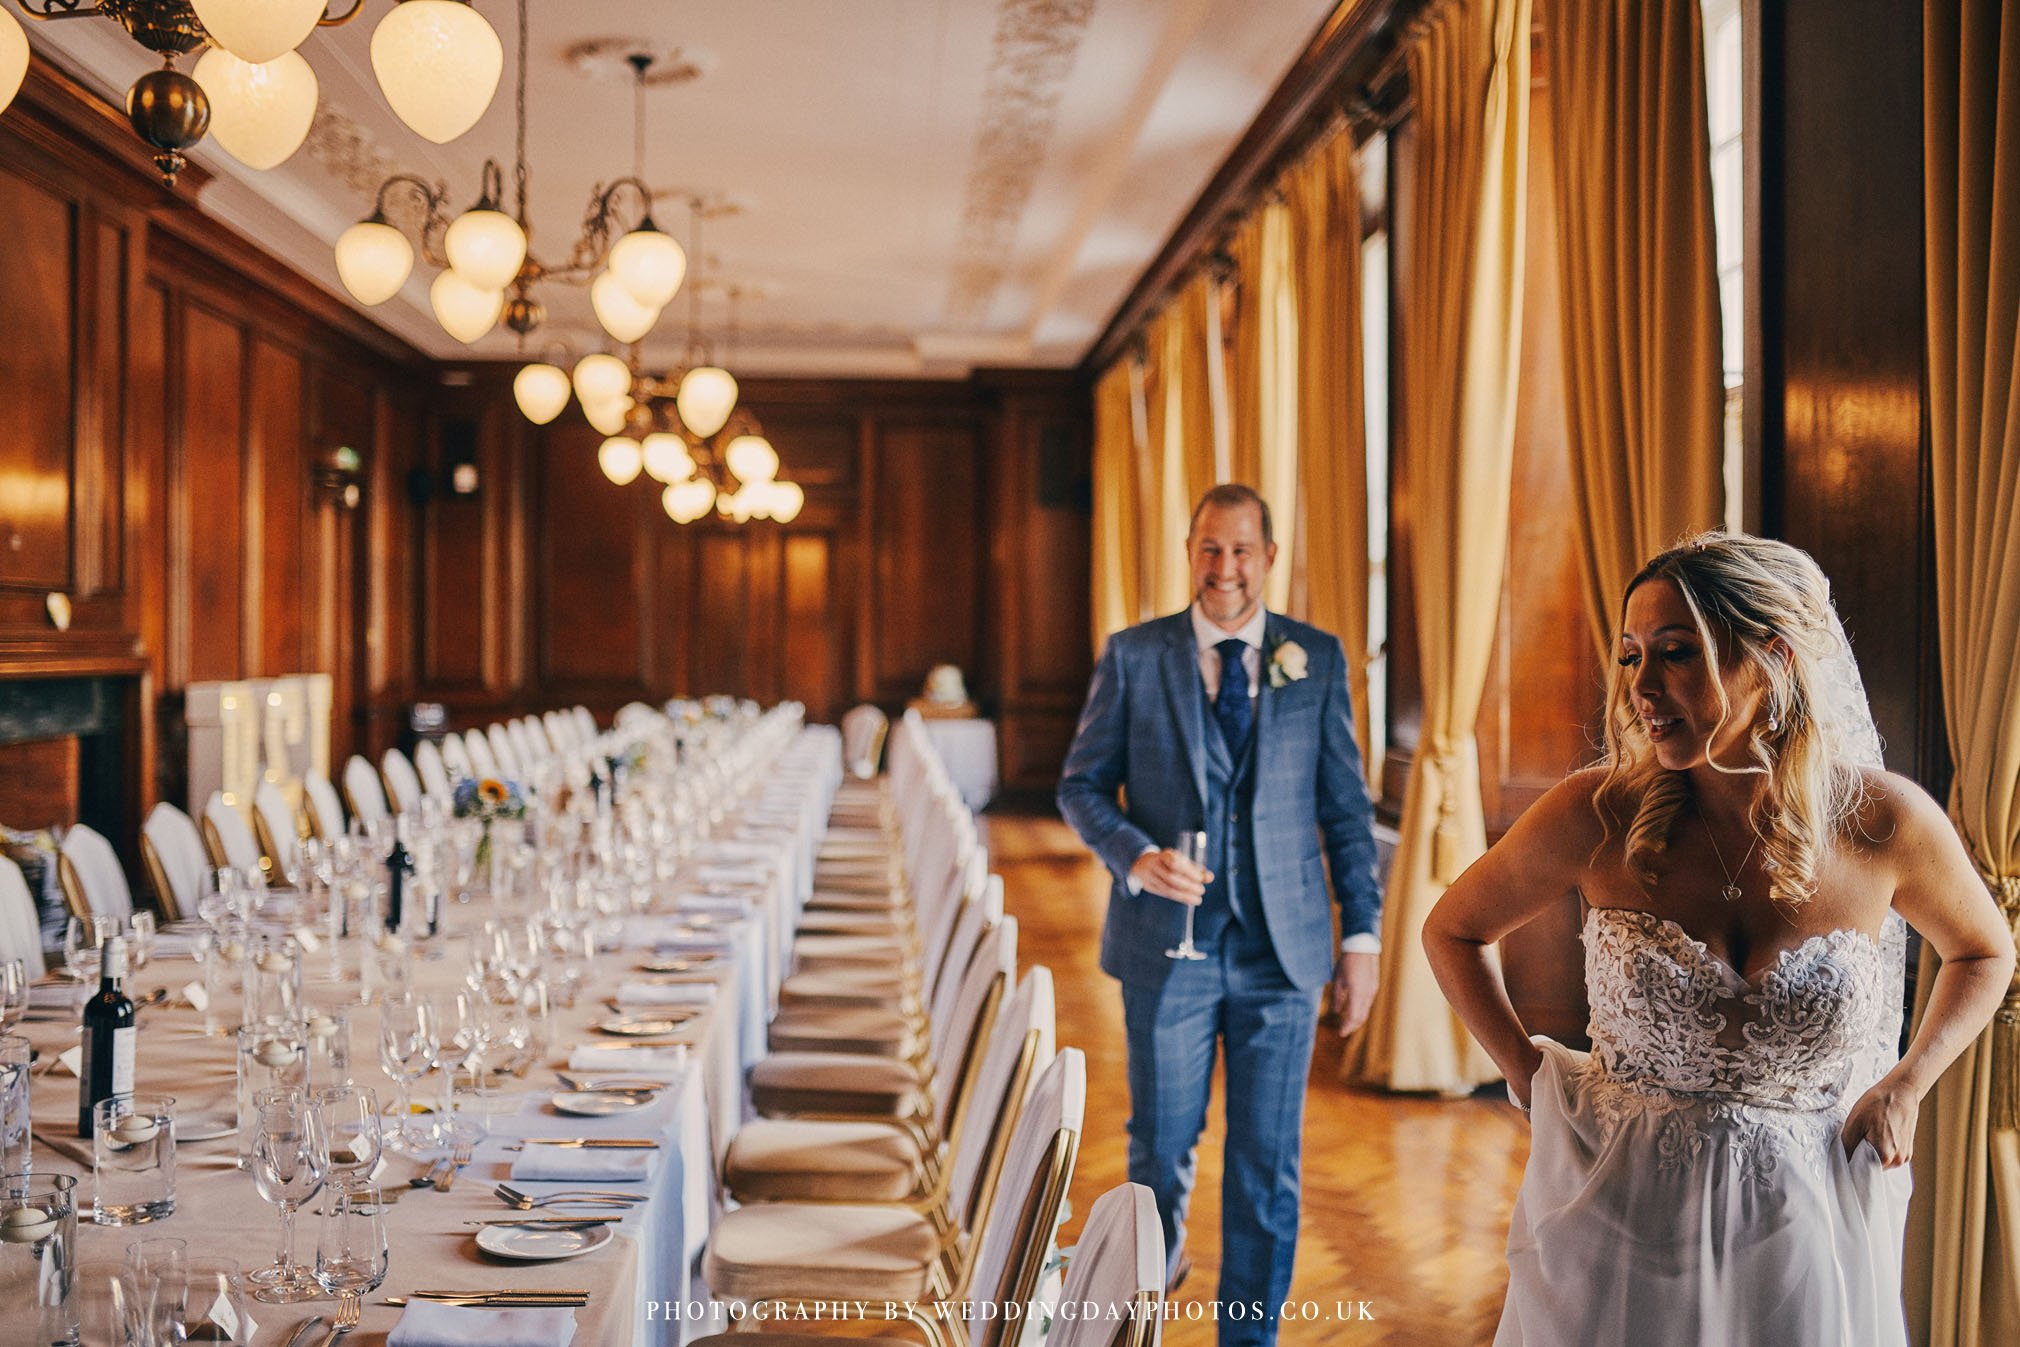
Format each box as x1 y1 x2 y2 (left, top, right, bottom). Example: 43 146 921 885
0 672 141 837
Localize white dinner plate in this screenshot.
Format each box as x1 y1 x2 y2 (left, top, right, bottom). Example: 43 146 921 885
550 1091 652 1117
475 1222 614 1261
593 1017 688 1037
174 1114 237 1142
637 955 719 974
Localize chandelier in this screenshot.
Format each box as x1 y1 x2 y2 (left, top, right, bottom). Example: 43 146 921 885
0 0 505 185
567 281 803 527
332 8 687 351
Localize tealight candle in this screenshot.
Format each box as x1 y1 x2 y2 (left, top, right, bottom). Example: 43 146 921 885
1 1207 56 1243
221 941 247 963
255 1042 298 1068
307 1015 337 1041
111 1113 161 1147
255 951 290 973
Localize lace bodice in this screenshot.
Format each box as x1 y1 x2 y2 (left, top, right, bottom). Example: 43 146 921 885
1583 905 1905 1113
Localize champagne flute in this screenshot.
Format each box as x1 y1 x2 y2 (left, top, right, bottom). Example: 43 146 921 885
247 1089 327 1302
1164 830 1209 961
376 996 436 1152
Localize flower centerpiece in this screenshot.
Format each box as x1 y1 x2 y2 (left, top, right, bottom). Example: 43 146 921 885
453 775 527 874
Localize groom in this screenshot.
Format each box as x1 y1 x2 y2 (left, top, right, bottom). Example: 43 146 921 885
1058 484 1382 1347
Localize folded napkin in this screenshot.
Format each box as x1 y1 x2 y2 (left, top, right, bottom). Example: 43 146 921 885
566 1044 687 1076
615 981 716 1008
28 981 78 1010
508 1145 652 1183
388 1302 578 1347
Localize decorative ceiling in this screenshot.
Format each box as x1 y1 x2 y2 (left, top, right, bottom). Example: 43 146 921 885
17 0 1341 376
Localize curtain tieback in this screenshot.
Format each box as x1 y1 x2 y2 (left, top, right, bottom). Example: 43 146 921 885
1983 867 2020 1130
1429 750 1463 884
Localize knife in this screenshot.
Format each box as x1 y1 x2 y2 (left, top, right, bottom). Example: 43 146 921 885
517 1137 659 1148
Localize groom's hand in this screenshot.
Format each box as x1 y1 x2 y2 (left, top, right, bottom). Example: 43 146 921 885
1331 951 1380 1036
1130 849 1210 905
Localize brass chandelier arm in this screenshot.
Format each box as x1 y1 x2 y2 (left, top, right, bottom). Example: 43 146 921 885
370 172 454 268
315 0 366 26
560 174 657 277
14 1 113 20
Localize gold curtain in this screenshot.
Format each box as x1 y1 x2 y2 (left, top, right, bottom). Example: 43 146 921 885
1142 277 1225 614
1907 0 2020 1340
1288 127 1373 775
1229 198 1302 614
1543 0 1725 658
1347 0 1531 1092
1091 358 1145 649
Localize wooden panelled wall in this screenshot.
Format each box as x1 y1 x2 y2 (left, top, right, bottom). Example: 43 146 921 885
398 368 1091 794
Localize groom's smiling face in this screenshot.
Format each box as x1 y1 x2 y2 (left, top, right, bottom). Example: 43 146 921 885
1188 500 1275 631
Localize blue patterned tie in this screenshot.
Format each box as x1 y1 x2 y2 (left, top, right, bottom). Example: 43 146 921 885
1214 637 1253 756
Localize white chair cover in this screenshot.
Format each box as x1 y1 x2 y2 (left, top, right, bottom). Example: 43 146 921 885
951 967 1056 1225
572 706 596 742
437 732 474 781
1048 1184 1165 1347
413 740 454 799
251 781 300 882
542 711 574 754
961 1049 1087 1342
463 729 499 779
143 801 209 920
60 823 133 922
840 704 889 779
204 792 263 873
341 755 391 824
0 855 47 976
485 723 523 779
380 748 425 815
506 719 542 771
302 773 347 842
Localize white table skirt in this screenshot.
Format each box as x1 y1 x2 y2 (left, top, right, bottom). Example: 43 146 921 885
923 718 998 812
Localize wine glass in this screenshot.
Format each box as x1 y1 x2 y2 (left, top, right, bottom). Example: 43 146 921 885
1164 830 1209 961
0 959 26 1033
312 1188 388 1319
247 1089 327 1302
430 991 488 1136
376 996 436 1152
128 911 157 971
313 1085 382 1195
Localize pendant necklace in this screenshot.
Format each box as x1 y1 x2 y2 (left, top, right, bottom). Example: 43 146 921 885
1703 814 1762 903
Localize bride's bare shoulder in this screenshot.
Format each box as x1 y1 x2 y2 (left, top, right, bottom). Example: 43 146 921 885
1845 766 1953 865
1503 767 1614 855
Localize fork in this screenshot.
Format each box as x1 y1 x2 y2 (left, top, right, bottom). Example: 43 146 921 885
494 1182 648 1209
323 1292 361 1347
433 1138 474 1192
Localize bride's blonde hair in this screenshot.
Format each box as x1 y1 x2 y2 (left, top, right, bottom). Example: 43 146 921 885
1593 531 1872 907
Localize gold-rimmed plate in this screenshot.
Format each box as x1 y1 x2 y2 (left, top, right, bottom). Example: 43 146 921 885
637 955 720 974
592 1016 688 1037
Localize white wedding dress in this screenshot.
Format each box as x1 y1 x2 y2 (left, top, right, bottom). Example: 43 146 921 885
1495 903 1914 1347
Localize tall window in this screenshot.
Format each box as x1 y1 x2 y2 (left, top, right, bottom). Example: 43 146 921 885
1702 0 1745 530
1360 133 1390 790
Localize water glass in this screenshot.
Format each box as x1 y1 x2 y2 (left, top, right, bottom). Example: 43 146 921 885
143 1256 254 1345
304 1007 353 1086
236 1023 308 1171
313 1085 382 1194
1 1171 79 1347
73 1258 147 1346
312 1188 388 1308
0 958 27 1032
0 1034 29 1178
92 1095 176 1225
125 1233 187 1287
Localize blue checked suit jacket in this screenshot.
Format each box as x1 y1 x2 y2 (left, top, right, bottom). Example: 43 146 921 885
1057 610 1383 991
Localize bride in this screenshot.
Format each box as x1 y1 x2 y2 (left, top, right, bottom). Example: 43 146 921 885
1422 532 2013 1345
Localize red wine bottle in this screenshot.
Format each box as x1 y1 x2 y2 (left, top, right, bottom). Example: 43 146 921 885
78 935 136 1136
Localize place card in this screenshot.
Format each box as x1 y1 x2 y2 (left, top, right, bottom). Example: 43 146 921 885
55 1045 83 1078
292 928 321 954
182 982 210 1013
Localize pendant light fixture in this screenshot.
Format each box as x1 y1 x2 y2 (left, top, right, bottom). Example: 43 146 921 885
442 160 526 290
0 8 28 118
190 0 326 64
370 0 501 144
512 361 570 425
430 268 503 343
192 47 318 170
598 436 644 486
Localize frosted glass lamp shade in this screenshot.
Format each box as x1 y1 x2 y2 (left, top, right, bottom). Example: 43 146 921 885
581 395 633 437
663 478 715 524
598 437 643 486
192 0 326 63
371 0 502 144
608 223 686 309
193 49 318 170
444 208 526 291
675 366 738 440
1 10 31 118
334 218 414 306
725 434 779 485
513 363 571 424
641 433 694 485
430 270 503 344
769 480 805 523
572 353 631 405
590 271 660 345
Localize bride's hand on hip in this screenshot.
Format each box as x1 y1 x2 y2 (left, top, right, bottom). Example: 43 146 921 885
1840 1079 1919 1166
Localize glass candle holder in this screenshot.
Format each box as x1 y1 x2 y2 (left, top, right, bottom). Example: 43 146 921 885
2 1171 80 1347
92 1095 176 1225
235 1023 307 1172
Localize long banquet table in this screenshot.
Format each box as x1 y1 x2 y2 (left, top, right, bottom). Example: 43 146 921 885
15 725 841 1346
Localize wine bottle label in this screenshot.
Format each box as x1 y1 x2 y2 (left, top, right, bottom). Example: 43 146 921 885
111 1025 136 1096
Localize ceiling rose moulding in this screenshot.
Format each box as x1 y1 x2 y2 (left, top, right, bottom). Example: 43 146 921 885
941 0 1096 327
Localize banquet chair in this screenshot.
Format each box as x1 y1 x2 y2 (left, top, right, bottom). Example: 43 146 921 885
202 792 264 876
698 1048 1086 1347
380 748 426 816
572 705 596 742
341 754 391 824
779 846 984 1019
485 722 523 779
301 772 347 843
841 703 890 779
727 965 1053 1215
0 856 48 976
56 823 134 923
1049 1184 1165 1347
508 717 545 769
541 710 574 755
251 780 302 884
463 728 499 779
437 731 474 782
412 739 455 800
140 801 208 921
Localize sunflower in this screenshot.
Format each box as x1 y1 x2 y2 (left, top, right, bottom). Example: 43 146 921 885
477 778 509 806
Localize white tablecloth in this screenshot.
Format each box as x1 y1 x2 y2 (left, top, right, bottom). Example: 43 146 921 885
923 718 997 812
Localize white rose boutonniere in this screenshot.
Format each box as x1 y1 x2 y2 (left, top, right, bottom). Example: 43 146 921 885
1267 637 1309 689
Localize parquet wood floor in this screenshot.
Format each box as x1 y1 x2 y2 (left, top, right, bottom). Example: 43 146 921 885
986 813 1529 1346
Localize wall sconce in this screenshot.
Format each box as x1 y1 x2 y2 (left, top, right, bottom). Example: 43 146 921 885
314 443 363 509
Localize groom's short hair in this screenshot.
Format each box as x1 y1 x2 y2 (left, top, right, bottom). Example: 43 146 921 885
1189 483 1274 548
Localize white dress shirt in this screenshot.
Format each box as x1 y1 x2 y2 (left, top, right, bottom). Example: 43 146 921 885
1130 605 1380 956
